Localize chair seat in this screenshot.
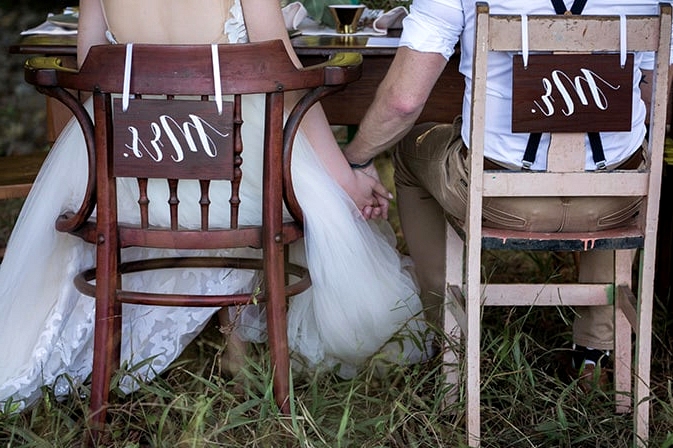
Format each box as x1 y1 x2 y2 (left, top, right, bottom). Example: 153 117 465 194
480 224 644 251
447 214 645 251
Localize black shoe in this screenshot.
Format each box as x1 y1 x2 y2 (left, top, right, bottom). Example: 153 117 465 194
569 345 611 393
571 344 610 370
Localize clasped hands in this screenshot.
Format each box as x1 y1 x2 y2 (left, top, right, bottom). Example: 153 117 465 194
347 163 392 220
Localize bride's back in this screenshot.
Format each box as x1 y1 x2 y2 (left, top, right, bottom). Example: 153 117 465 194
100 0 235 44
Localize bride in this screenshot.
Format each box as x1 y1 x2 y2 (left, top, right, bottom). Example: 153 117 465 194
0 0 431 410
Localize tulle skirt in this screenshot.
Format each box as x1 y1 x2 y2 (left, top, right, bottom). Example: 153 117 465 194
0 95 430 410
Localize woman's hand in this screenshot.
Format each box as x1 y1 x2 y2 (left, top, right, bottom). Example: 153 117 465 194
345 164 392 220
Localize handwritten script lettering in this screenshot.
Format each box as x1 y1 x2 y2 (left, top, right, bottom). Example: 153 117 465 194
534 69 621 117
124 114 229 162
113 98 235 180
511 54 633 133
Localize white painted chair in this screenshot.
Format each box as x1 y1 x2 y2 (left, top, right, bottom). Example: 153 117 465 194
443 3 672 447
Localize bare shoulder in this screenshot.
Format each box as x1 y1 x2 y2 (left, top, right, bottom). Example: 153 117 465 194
100 0 234 44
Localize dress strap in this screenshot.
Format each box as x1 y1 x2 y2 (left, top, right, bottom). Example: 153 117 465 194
98 0 118 43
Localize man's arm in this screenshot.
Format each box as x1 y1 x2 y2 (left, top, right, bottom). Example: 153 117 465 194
343 47 448 166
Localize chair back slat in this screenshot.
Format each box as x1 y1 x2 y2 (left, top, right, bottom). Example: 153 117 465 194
199 179 211 231
137 178 149 228
489 14 663 52
57 41 327 95
167 179 179 231
546 133 587 173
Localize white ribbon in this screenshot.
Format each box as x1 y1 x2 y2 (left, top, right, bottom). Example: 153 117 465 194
122 42 133 112
521 14 529 68
620 14 627 68
211 44 223 115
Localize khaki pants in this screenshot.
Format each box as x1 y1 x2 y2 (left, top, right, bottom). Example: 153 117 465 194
393 119 645 351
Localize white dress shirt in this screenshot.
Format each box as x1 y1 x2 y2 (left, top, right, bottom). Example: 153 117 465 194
400 0 673 169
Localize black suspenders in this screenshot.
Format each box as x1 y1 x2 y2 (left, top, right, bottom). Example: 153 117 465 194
550 0 587 15
522 0 607 170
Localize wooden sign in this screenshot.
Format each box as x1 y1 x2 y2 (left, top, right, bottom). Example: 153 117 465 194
113 98 234 180
511 53 633 133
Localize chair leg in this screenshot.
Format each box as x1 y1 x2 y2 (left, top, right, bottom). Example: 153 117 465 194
264 243 290 414
444 224 464 405
614 250 633 413
465 241 482 446
88 286 122 445
634 249 655 447
445 220 481 447
613 306 632 413
634 326 653 448
465 301 480 447
266 256 290 414
442 311 461 401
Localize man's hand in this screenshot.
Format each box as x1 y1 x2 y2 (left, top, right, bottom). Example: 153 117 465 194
344 164 392 220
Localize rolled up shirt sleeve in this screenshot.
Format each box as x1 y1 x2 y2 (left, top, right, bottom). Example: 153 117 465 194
399 0 464 60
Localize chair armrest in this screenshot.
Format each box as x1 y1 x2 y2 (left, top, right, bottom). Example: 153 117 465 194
24 56 78 88
300 52 363 86
283 52 363 224
24 56 97 235
318 52 363 86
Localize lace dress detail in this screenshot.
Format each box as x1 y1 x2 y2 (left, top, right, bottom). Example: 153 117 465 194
225 0 248 43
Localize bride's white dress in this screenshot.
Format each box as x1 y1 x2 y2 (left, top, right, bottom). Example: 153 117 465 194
0 0 430 410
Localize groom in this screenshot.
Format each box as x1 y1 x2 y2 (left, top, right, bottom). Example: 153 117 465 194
342 0 672 390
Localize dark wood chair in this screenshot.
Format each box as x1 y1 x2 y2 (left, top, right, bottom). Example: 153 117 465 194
24 40 362 442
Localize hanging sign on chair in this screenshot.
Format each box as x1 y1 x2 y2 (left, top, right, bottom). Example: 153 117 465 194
112 98 235 180
511 53 633 133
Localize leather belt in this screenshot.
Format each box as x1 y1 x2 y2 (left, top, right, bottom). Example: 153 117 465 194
613 149 644 170
460 146 644 170
459 146 512 170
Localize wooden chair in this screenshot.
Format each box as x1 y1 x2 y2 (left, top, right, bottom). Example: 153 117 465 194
24 40 362 442
443 3 671 447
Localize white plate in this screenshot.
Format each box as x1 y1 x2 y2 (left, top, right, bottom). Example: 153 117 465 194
47 14 78 30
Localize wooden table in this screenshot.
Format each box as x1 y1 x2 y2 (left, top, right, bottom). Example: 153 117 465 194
12 33 673 299
292 34 463 125
10 33 465 129
8 34 78 56
9 35 80 143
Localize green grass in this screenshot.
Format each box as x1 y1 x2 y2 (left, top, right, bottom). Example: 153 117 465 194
3 157 673 446
2 300 673 447
4 3 673 444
